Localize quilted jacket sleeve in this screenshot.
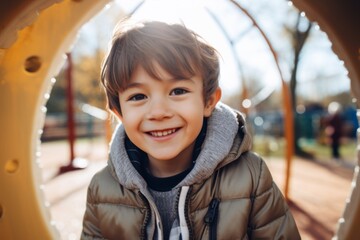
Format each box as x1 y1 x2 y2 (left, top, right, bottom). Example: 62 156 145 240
246 153 301 240
80 168 109 240
81 169 105 240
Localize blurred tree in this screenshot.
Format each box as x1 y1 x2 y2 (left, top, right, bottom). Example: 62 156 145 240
255 90 282 112
223 74 267 111
323 91 354 108
73 48 106 110
46 68 67 113
46 3 125 114
45 48 106 114
286 13 313 157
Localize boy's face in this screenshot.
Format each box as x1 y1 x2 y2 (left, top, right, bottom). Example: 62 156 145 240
118 64 220 176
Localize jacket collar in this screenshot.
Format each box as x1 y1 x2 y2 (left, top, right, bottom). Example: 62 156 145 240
178 103 251 186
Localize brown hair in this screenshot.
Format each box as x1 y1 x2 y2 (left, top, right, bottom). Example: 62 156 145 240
101 19 220 115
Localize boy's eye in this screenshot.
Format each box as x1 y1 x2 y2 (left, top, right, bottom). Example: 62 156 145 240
128 94 147 101
170 88 188 96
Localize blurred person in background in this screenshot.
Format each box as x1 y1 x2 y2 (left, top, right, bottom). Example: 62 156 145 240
325 102 344 161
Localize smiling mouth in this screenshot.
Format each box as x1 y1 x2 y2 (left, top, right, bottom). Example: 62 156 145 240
148 128 178 137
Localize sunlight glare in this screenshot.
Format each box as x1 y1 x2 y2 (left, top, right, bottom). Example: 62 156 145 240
118 0 241 98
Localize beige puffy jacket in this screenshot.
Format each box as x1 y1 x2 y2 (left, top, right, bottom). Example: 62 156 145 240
81 103 300 239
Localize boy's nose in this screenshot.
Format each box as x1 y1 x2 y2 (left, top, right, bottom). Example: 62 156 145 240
146 98 173 120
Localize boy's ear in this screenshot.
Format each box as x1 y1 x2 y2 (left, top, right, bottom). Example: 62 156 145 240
204 87 222 117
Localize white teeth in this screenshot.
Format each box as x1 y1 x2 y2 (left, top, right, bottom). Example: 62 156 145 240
150 129 176 137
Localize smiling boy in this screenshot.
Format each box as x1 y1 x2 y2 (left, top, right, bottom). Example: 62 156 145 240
119 62 219 177
81 20 300 239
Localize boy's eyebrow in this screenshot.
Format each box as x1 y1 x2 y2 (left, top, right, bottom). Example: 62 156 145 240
124 82 143 89
168 77 196 83
124 77 196 89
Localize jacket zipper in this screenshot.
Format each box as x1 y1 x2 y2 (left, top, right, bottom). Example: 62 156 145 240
184 186 194 239
204 198 220 240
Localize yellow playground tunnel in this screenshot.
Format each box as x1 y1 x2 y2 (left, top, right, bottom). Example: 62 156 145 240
0 0 359 239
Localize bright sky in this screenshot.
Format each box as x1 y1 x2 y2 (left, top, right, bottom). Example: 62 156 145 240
114 0 242 98
113 0 293 105
77 0 350 104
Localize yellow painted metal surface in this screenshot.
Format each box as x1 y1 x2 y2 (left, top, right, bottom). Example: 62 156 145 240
290 2 360 239
0 0 109 239
0 0 359 239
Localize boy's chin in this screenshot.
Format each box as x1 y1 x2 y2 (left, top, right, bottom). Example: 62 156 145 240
147 154 178 162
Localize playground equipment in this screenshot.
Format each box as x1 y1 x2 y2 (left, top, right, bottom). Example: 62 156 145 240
0 0 359 239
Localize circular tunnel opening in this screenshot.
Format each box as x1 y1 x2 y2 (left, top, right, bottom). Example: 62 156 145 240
41 1 357 239
0 0 359 239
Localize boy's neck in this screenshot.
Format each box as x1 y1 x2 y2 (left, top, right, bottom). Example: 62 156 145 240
147 141 195 178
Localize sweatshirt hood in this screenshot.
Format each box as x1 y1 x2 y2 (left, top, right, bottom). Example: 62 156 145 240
108 102 252 190
178 102 252 186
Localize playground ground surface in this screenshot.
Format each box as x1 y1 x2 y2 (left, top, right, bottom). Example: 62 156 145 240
39 138 356 240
